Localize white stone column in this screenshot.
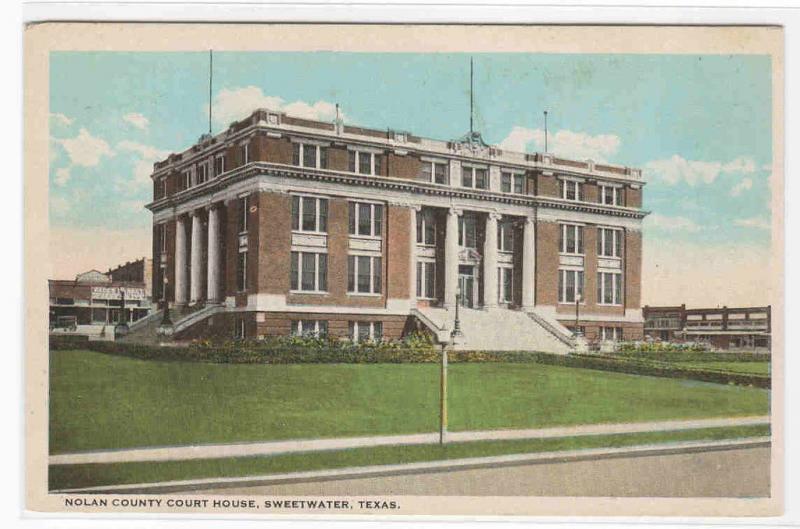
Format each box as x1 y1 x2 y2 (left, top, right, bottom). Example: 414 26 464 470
483 212 499 309
409 205 420 303
206 204 222 304
522 216 536 311
444 207 461 310
174 215 188 305
190 210 205 304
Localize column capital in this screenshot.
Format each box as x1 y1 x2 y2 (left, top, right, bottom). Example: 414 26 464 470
188 209 201 218
447 207 463 217
487 211 502 221
205 201 221 211
524 215 536 226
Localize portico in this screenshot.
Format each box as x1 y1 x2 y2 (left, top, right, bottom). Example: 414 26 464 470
416 204 534 312
172 203 225 307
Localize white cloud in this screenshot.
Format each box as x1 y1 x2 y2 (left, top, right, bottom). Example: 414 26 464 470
645 154 758 186
123 112 150 130
734 216 771 230
117 140 168 160
643 239 773 307
722 156 757 174
49 113 73 127
730 177 753 197
56 128 113 167
54 167 71 186
499 126 620 162
644 213 701 233
210 86 343 128
116 140 171 189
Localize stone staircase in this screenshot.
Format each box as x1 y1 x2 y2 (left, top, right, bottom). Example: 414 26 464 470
119 304 217 344
413 306 573 354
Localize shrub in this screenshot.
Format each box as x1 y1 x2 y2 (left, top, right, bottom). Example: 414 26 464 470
50 337 770 388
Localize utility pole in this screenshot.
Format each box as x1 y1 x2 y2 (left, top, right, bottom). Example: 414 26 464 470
208 50 213 134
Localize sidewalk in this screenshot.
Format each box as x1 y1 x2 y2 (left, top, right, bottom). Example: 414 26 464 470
53 436 771 494
49 415 769 466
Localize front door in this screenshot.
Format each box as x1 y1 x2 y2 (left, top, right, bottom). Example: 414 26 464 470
458 265 475 308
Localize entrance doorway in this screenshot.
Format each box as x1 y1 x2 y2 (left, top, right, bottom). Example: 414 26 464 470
458 265 476 308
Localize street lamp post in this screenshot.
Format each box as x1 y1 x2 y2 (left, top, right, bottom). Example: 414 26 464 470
114 289 129 338
574 293 582 337
440 286 463 445
439 340 448 445
160 274 172 326
452 286 463 338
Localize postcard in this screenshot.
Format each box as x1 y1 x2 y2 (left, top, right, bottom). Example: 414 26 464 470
24 22 784 517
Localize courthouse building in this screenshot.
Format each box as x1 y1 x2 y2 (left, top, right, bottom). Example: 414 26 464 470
147 109 647 351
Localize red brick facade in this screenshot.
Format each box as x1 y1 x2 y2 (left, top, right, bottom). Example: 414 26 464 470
149 109 647 345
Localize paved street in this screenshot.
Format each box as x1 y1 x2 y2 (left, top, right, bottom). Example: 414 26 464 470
197 446 770 498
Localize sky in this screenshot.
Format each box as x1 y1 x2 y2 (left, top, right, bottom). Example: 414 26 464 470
48 51 774 306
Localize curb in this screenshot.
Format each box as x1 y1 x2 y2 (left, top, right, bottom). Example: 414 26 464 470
52 436 771 495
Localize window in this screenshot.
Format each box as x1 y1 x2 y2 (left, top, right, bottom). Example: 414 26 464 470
558 269 585 303
157 177 167 199
420 161 448 184
597 272 623 305
348 255 382 294
600 326 624 341
597 228 623 258
416 209 436 246
461 166 488 189
236 250 247 291
55 297 75 305
416 260 436 299
181 168 192 190
234 317 245 340
566 325 586 336
291 195 328 233
498 267 514 303
292 143 328 169
291 320 328 337
559 224 584 254
501 172 524 194
600 185 622 206
348 150 382 175
240 142 250 164
196 162 208 185
214 155 226 176
238 195 249 233
349 321 383 342
290 252 327 292
559 179 582 201
498 220 514 252
458 215 477 248
348 202 383 237
157 223 167 253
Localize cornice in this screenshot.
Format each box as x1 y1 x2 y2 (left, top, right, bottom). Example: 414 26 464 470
146 162 650 221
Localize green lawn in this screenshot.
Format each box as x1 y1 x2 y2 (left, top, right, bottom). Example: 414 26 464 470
49 424 770 491
49 350 770 454
670 361 771 375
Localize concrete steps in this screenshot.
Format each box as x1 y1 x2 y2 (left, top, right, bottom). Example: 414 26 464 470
415 306 573 354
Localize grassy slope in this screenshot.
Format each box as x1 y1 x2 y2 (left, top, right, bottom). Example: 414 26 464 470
50 350 770 454
49 425 770 491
